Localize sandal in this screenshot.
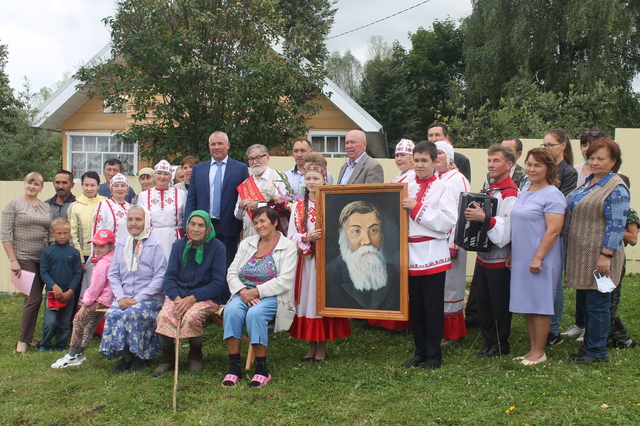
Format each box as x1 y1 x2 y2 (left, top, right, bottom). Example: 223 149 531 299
222 374 240 387
249 374 272 388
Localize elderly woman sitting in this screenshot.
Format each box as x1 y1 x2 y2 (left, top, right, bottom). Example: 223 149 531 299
152 211 228 377
222 207 297 388
99 206 167 373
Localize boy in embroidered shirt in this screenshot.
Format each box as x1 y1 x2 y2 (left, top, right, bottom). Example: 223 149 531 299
401 141 458 370
39 217 83 351
51 229 116 368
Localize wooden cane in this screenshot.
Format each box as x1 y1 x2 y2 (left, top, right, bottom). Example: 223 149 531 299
172 316 182 412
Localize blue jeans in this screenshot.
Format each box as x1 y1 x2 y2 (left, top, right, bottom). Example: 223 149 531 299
576 289 611 359
223 295 277 346
41 301 75 350
549 237 565 335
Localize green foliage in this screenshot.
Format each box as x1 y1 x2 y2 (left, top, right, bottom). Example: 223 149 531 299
448 79 640 147
76 0 333 164
325 50 362 99
0 44 61 181
463 0 640 108
358 42 415 152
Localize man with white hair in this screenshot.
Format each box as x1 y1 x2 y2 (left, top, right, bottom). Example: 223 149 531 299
325 201 399 311
337 130 384 184
234 144 287 239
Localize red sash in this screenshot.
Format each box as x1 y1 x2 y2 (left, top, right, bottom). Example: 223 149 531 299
237 177 266 220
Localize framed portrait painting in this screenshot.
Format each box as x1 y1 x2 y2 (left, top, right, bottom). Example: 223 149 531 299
316 183 409 320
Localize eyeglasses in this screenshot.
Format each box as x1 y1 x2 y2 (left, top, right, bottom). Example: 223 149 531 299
540 143 562 149
247 153 268 163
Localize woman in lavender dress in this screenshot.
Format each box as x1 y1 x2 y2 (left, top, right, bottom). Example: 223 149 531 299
508 148 566 365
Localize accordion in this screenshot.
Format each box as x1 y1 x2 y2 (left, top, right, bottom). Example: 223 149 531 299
454 192 497 252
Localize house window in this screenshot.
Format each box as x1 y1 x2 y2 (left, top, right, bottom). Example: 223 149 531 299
309 132 347 158
68 133 137 179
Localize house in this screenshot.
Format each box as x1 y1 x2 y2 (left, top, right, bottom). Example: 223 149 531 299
35 44 386 178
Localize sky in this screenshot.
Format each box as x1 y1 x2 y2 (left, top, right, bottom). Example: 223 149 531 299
1 0 473 93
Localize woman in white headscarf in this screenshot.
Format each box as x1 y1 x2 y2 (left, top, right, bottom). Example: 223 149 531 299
136 160 187 260
434 140 470 344
99 205 167 373
92 173 132 241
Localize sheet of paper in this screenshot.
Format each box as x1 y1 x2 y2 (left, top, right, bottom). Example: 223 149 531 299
10 270 35 296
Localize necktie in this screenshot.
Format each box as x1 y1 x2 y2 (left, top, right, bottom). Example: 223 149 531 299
212 162 223 218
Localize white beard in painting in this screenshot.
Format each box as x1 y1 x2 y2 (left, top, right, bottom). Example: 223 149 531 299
339 230 388 291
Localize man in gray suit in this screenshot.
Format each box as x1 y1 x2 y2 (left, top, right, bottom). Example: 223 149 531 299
337 130 384 184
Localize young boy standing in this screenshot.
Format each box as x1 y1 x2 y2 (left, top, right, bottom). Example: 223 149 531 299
39 217 83 351
401 141 458 370
52 229 116 368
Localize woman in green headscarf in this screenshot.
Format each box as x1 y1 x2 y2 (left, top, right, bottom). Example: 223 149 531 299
153 210 228 377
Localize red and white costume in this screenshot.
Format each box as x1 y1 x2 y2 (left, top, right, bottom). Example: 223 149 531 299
286 200 351 341
477 178 519 268
92 198 132 242
408 175 457 275
392 168 415 184
438 168 470 340
137 187 186 260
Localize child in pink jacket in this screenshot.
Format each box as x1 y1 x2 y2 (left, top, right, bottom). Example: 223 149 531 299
51 229 116 368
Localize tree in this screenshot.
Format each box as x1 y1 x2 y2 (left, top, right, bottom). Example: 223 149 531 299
448 78 640 147
325 50 362 98
76 0 334 163
0 42 20 137
358 42 415 151
0 50 62 181
463 0 640 109
404 19 465 137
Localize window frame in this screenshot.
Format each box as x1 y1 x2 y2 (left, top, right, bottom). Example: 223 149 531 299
66 132 138 181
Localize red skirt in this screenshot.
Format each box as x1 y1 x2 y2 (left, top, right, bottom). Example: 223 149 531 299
288 316 351 341
442 310 466 340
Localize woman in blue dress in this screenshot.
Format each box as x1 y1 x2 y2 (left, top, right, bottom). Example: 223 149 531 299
508 148 566 365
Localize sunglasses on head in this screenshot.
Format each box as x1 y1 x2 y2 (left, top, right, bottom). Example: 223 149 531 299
581 130 602 138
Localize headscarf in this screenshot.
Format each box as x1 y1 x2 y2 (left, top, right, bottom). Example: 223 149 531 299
395 139 415 155
154 160 173 174
109 173 130 188
124 205 153 272
435 140 455 167
182 210 216 267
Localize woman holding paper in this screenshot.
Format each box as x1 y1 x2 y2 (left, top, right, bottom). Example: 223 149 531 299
2 172 53 353
564 139 629 364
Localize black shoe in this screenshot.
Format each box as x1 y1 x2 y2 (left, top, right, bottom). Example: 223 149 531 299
483 344 509 358
423 358 442 370
570 353 607 364
402 355 426 368
546 333 564 346
129 356 146 372
473 344 493 358
111 357 133 373
608 340 636 349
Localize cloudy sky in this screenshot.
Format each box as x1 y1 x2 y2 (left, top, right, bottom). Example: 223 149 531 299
1 0 473 93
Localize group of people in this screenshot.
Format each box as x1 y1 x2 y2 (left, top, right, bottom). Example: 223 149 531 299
1 125 634 389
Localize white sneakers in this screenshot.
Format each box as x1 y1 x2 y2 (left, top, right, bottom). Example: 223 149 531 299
51 353 87 369
561 324 585 339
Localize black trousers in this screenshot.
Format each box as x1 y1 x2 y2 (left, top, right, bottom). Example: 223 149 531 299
409 272 446 359
472 262 512 352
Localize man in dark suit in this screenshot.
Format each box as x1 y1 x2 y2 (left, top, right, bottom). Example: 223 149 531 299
185 131 249 269
427 123 472 183
337 130 384 184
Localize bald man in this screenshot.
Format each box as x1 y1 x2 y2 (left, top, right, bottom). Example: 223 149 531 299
337 130 384 185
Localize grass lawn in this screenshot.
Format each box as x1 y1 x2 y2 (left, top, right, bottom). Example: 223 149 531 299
2 278 640 425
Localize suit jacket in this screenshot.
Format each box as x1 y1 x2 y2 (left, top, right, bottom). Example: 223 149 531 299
185 157 249 237
337 153 384 184
454 152 472 183
325 255 400 311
